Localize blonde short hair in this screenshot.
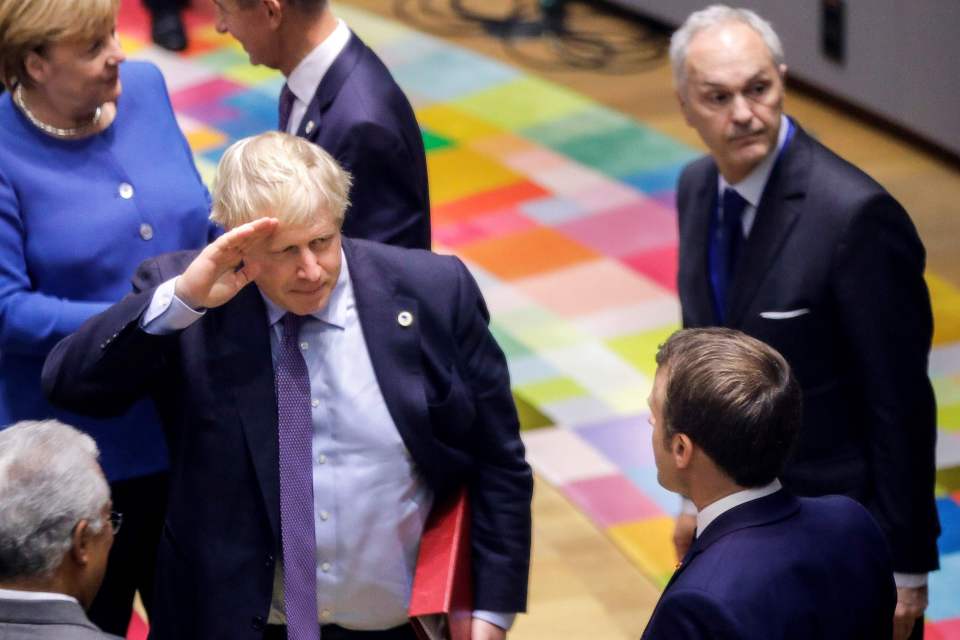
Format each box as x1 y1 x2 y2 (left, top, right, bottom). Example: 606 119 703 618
211 132 353 230
0 0 119 90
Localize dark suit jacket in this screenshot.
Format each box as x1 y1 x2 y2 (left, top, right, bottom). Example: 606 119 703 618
676 121 940 572
42 238 531 639
294 33 430 250
641 490 896 639
0 598 123 640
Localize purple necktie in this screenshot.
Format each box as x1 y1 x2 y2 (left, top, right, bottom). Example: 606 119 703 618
275 313 319 639
279 82 296 133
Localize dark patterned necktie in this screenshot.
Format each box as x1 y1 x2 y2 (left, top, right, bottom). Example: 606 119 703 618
710 187 749 323
279 83 296 133
274 313 319 640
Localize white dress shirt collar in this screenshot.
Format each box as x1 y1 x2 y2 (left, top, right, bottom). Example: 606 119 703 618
718 113 791 209
284 18 351 133
695 479 782 537
261 246 351 330
0 587 78 604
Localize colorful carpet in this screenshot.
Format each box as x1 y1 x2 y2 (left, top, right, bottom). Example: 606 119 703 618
117 1 960 636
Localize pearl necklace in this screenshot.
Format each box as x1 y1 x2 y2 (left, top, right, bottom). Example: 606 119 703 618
14 84 103 138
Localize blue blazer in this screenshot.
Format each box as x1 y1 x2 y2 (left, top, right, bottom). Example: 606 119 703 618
641 491 896 639
676 122 940 573
294 33 431 250
42 238 531 639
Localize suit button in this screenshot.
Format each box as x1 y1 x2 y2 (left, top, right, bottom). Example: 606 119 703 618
251 615 265 631
265 554 274 567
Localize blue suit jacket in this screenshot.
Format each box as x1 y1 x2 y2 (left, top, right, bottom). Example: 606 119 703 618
641 490 896 640
677 122 939 572
42 238 531 639
294 33 431 250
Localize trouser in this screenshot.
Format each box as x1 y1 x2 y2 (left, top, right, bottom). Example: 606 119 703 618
263 624 418 640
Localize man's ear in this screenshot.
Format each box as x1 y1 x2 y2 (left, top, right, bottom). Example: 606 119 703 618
675 88 694 126
263 0 283 28
69 520 93 567
672 433 694 470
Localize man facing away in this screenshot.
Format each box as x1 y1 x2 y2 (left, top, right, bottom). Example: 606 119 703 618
641 328 896 639
669 7 939 638
43 131 531 640
0 419 123 640
212 0 431 250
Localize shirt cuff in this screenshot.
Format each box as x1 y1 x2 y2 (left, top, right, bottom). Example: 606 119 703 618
680 497 698 515
141 277 205 334
473 611 516 631
893 572 928 588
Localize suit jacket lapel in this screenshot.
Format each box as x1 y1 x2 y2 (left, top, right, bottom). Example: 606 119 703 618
218 285 281 542
298 32 366 141
726 125 811 326
341 239 439 486
684 163 719 325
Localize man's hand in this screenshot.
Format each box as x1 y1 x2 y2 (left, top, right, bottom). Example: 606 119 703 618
175 218 278 310
673 513 697 561
471 617 507 640
892 585 927 640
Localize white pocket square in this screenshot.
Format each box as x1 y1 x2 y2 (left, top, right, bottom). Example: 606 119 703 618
760 308 811 320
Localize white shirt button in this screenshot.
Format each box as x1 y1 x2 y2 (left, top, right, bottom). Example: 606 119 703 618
311 399 320 408
118 182 134 199
320 609 331 620
319 510 329 521
317 453 327 465
300 341 309 351
139 223 154 241
321 562 331 572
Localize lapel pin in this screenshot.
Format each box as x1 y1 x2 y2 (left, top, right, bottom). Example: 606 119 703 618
305 120 316 135
397 311 414 327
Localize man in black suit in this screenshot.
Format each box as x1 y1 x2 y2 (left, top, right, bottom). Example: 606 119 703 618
212 0 430 249
43 132 529 640
642 328 895 639
669 6 938 639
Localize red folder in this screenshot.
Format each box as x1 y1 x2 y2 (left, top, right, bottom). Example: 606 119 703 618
409 486 472 640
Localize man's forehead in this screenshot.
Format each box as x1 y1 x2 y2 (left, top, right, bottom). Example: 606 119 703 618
685 23 776 80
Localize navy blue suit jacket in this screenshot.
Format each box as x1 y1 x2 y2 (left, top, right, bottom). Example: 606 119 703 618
676 121 939 572
294 33 430 250
42 238 531 639
641 490 896 639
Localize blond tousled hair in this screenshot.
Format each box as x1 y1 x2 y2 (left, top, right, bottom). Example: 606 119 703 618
211 132 353 230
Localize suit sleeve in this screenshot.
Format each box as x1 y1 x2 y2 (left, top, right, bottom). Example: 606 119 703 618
338 120 430 250
451 258 533 613
0 168 111 356
642 590 741 640
41 260 178 418
831 193 940 572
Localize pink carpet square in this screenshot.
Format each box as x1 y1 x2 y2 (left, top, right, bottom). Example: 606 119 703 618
568 180 645 212
621 245 680 293
516 258 669 318
434 208 538 247
172 78 248 111
558 198 678 258
926 618 960 640
502 147 572 175
563 474 665 526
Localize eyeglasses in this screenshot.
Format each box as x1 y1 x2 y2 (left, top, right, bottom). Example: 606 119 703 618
107 511 123 535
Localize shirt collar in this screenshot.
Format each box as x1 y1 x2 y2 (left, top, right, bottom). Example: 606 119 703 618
286 19 352 106
718 113 791 207
0 587 78 604
695 478 782 537
261 246 353 330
